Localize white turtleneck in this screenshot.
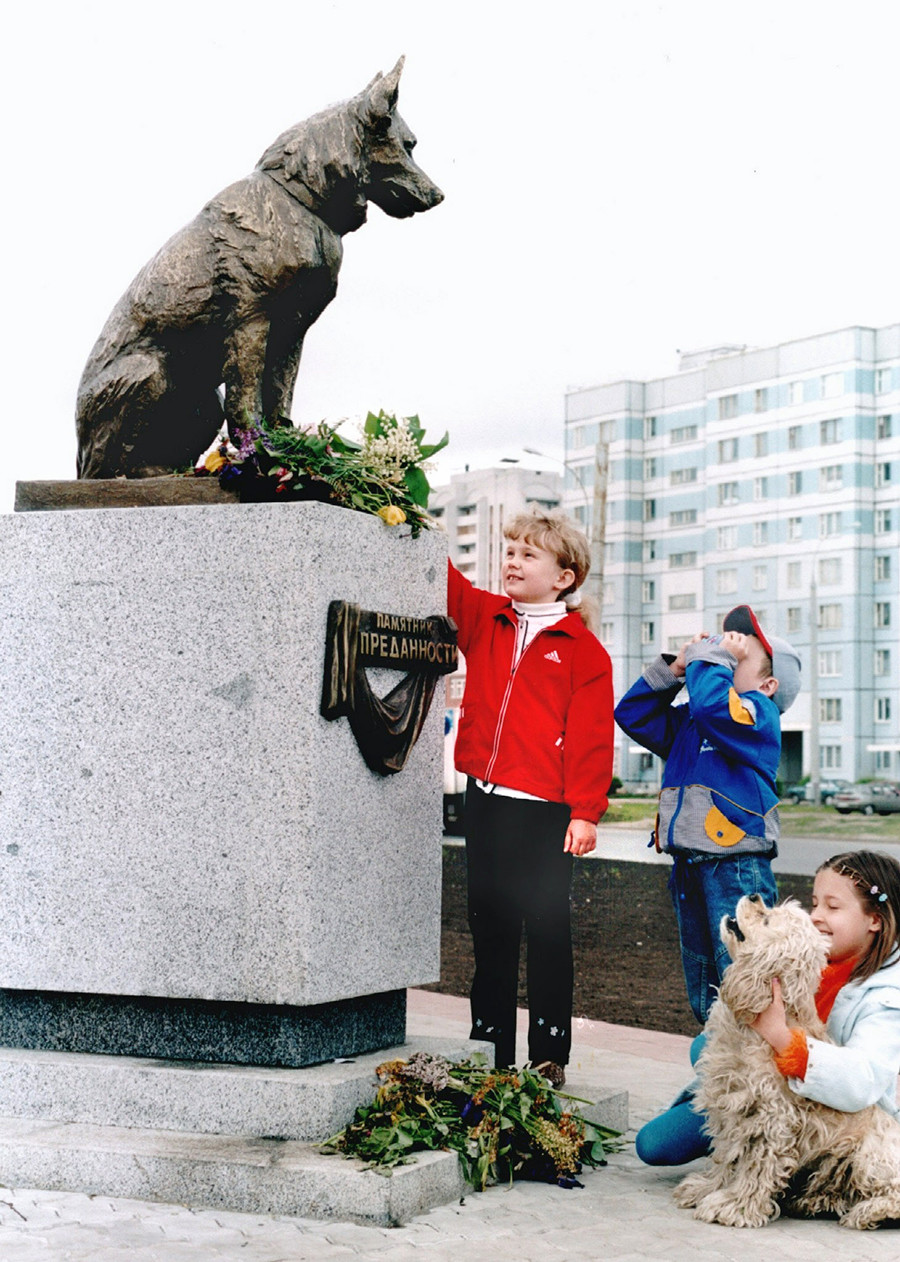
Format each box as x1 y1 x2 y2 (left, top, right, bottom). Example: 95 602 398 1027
476 598 569 800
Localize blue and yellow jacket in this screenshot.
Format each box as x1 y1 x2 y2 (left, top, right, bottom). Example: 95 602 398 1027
614 641 781 857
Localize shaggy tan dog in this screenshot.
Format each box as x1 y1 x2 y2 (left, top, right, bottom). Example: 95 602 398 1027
674 895 900 1229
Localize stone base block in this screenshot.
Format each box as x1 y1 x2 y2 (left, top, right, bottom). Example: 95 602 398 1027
0 1037 489 1143
0 987 405 1068
0 1116 466 1226
578 1089 629 1135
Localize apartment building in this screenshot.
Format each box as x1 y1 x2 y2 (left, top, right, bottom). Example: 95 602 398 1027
564 324 900 789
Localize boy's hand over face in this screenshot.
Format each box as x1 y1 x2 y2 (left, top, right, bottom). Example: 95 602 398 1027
672 630 710 678
720 630 750 661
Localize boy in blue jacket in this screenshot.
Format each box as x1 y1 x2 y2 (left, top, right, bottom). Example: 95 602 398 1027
614 604 801 1024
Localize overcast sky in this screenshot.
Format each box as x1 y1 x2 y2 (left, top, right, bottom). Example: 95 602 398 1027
2 0 898 510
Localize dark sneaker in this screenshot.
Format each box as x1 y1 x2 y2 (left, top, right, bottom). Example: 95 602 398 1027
531 1060 566 1088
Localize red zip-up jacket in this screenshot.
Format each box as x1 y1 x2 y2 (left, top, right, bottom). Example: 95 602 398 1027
448 562 614 822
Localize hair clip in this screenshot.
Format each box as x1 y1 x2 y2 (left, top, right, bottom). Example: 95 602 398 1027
870 883 889 903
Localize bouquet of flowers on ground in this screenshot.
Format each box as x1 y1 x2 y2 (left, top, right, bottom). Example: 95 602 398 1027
197 411 448 536
323 1051 622 1192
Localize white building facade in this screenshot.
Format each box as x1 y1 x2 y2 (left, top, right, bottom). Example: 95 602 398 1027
430 464 562 594
565 323 900 790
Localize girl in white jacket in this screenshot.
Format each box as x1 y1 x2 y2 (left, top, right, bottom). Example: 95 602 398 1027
751 849 900 1120
637 849 900 1164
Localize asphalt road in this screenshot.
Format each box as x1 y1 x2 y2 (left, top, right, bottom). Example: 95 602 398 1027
444 827 900 877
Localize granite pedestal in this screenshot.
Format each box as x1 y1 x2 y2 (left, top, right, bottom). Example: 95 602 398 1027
0 498 445 1064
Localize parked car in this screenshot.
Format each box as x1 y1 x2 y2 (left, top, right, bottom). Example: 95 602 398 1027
783 778 851 805
831 783 900 816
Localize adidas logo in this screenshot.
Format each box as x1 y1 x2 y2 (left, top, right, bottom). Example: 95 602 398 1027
544 649 562 664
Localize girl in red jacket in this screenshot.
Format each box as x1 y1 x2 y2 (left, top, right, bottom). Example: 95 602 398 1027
448 511 614 1086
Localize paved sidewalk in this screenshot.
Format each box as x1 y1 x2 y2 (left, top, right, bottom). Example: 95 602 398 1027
2 990 899 1260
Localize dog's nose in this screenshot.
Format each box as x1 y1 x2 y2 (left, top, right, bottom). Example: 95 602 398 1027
747 894 763 906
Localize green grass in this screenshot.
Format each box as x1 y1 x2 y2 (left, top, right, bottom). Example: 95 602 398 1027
606 797 900 842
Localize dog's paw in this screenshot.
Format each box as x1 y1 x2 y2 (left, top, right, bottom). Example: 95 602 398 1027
840 1194 900 1231
693 1190 777 1228
673 1173 711 1208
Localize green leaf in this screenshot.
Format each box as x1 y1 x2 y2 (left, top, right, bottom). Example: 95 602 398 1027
418 430 449 460
404 465 430 507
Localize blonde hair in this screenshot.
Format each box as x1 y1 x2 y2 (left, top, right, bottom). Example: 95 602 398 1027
502 510 597 630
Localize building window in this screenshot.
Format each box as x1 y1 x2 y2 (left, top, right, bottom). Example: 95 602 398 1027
877 414 892 440
876 555 891 582
571 426 585 447
753 521 769 547
788 471 802 495
819 603 842 629
875 750 893 773
786 607 801 634
819 465 842 490
821 372 843 398
875 601 891 629
644 415 657 439
788 381 804 406
786 561 802 588
818 557 842 585
669 551 698 568
876 462 892 488
820 745 842 770
644 457 658 480
718 438 739 462
642 580 655 603
573 504 588 527
717 481 739 506
876 696 892 723
669 508 698 526
754 388 768 413
716 568 738 595
754 432 768 457
643 499 656 522
718 394 739 420
753 476 768 501
602 582 615 606
717 525 737 549
670 424 698 444
643 539 657 561
876 509 893 534
819 512 841 538
876 367 892 393
875 648 890 676
669 592 697 611
641 620 655 645
820 418 840 445
820 698 842 723
788 516 802 541
752 564 767 590
601 621 614 643
458 504 476 516
788 425 801 450
670 466 698 485
819 649 842 676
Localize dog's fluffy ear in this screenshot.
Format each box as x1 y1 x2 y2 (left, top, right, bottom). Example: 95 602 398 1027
363 56 404 124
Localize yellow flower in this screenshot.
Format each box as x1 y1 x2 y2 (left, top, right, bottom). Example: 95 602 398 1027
377 505 406 526
204 450 227 474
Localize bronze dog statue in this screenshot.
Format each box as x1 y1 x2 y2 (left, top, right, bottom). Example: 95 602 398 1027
76 58 443 479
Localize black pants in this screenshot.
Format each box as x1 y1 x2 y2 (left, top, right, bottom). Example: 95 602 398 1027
464 779 574 1068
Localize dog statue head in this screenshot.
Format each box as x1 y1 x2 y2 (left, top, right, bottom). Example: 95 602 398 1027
258 57 443 236
718 895 828 1027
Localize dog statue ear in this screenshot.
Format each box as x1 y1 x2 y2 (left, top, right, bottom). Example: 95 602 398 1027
362 55 404 124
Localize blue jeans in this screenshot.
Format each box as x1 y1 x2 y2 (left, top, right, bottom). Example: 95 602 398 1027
635 1034 710 1166
669 852 778 1024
